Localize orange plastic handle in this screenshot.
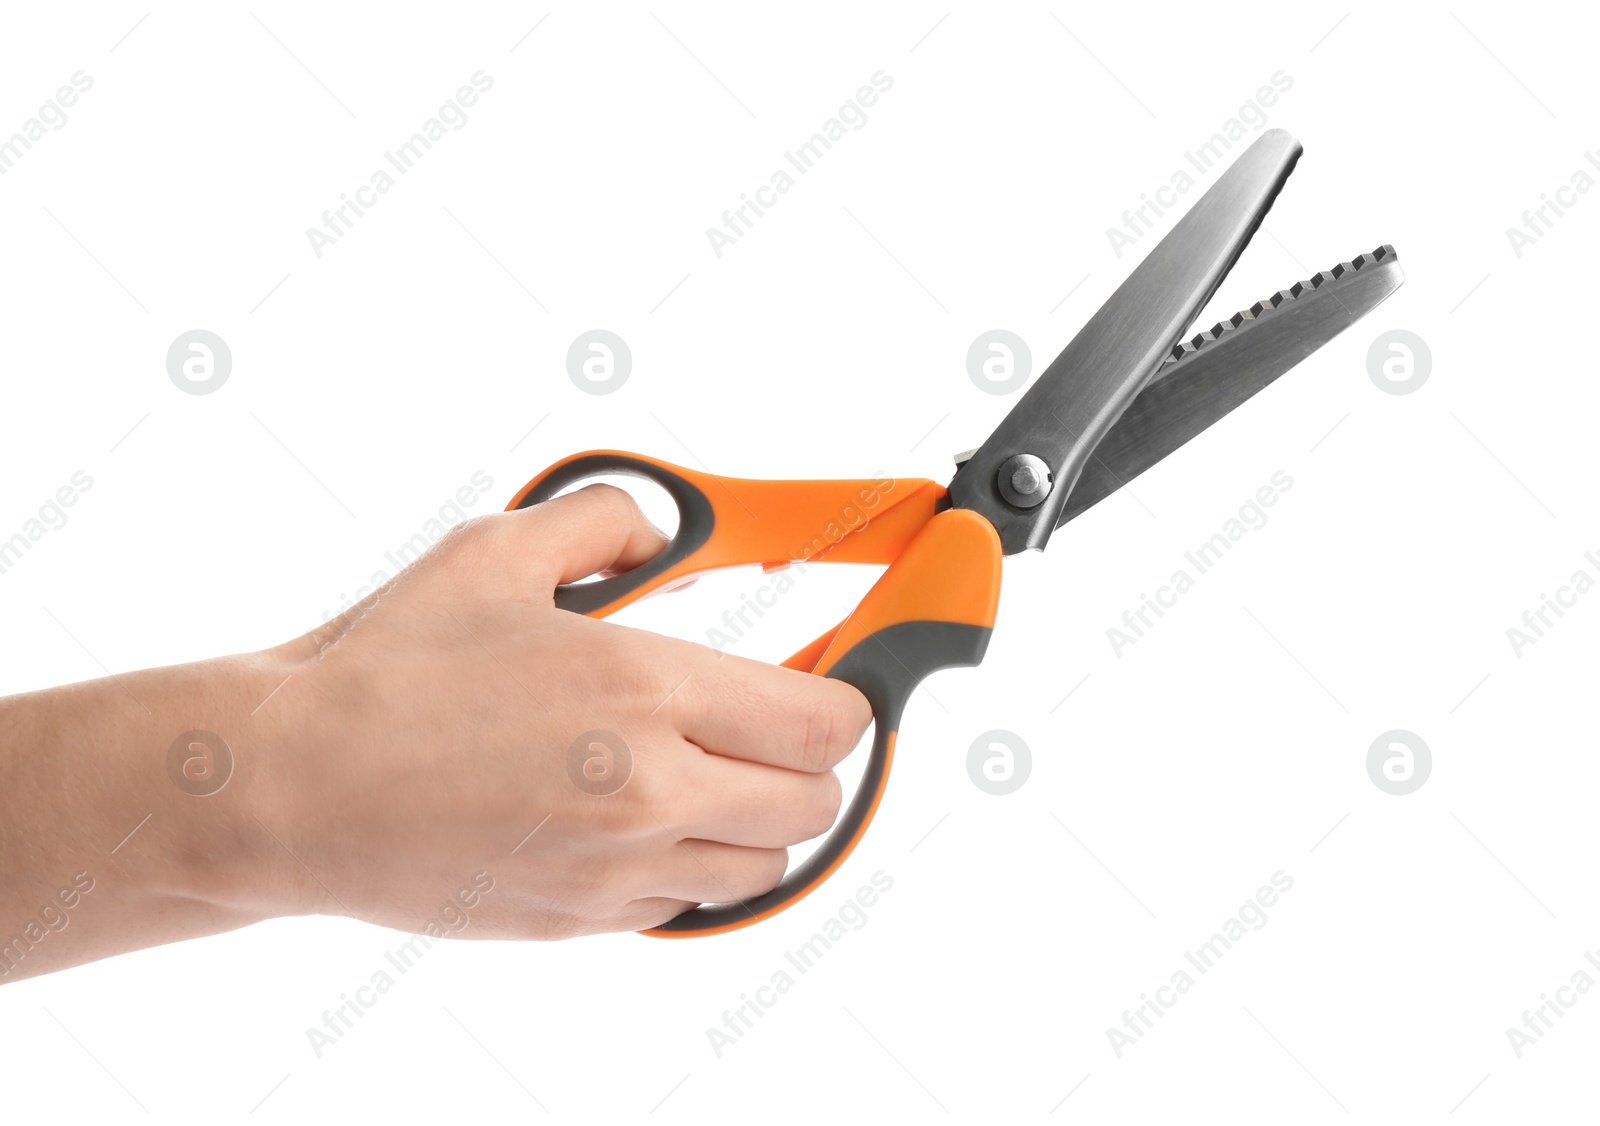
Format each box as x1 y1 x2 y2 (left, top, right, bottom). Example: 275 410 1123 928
507 451 947 616
508 452 1002 937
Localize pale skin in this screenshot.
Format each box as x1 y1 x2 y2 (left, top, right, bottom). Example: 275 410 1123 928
0 485 872 983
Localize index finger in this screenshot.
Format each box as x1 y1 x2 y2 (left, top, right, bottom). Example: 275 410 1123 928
674 647 872 773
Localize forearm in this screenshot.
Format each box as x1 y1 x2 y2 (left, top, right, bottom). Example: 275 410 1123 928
0 650 304 983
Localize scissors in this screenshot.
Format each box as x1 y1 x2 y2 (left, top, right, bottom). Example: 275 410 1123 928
508 128 1403 938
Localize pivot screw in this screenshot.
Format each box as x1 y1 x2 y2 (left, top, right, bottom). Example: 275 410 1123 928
997 453 1052 508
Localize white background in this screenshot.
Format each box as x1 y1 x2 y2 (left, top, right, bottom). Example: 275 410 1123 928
0 2 1595 1122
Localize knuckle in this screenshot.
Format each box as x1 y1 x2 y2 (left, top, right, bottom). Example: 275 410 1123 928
619 634 680 698
633 763 688 838
799 691 866 772
440 512 498 549
597 761 657 833
593 628 673 703
583 789 636 837
712 847 786 902
797 705 836 773
563 745 652 838
747 848 788 897
580 482 643 523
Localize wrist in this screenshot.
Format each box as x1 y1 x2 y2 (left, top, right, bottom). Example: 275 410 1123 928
0 642 334 981
123 648 321 922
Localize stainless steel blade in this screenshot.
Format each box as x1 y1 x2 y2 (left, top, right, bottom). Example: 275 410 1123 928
948 128 1303 554
1055 245 1404 526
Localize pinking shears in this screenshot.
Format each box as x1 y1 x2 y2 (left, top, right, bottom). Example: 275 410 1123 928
509 130 1403 937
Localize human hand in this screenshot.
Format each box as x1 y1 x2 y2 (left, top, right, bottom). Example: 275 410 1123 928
253 484 872 938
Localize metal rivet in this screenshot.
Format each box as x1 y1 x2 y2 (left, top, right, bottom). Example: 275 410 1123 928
997 453 1052 508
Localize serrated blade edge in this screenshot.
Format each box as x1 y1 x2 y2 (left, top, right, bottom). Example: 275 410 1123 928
1055 244 1404 528
1158 244 1398 375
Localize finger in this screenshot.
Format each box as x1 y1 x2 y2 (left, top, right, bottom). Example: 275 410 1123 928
673 750 843 848
676 649 872 773
514 483 670 589
643 840 788 905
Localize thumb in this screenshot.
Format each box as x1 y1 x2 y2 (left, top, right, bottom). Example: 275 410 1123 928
513 483 670 590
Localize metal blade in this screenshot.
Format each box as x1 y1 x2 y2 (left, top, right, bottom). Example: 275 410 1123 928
949 128 1303 554
1055 244 1404 526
